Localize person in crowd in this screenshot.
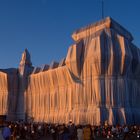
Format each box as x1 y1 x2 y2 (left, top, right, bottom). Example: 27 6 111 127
77 125 83 140
57 125 64 140
51 125 57 140
91 126 95 140
123 125 129 140
63 125 70 140
0 126 4 140
11 124 18 140
111 126 116 135
2 122 11 140
68 121 76 140
83 124 91 140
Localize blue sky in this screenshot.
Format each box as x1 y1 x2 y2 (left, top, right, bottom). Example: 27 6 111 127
0 0 140 68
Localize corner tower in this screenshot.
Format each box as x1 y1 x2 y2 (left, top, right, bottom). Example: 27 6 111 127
16 49 33 120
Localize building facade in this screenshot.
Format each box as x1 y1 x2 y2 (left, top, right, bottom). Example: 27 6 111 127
0 17 140 125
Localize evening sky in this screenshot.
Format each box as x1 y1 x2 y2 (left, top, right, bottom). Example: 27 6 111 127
0 0 139 68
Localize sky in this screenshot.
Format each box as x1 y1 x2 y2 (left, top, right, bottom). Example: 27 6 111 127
0 0 140 68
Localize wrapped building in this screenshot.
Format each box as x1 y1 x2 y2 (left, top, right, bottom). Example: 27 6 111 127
0 17 140 125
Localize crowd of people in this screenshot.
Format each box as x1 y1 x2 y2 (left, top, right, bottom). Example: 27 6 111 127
0 120 140 140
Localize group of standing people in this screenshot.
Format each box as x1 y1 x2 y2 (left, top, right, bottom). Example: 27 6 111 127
0 120 140 140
